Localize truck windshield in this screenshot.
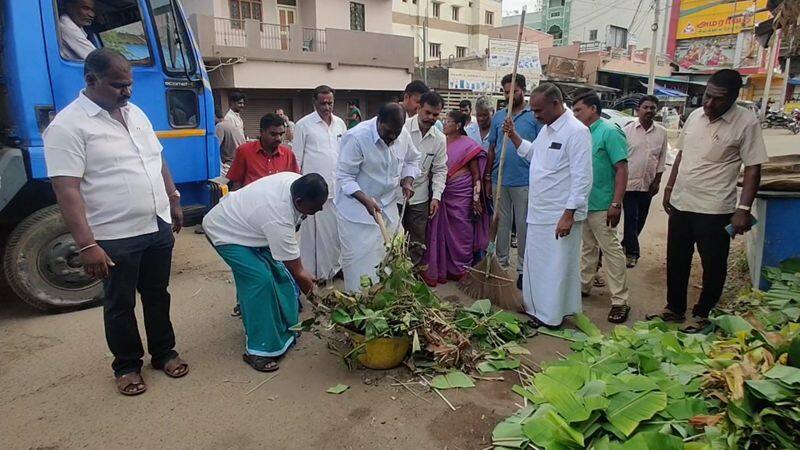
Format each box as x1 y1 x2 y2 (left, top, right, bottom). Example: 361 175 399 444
148 0 196 76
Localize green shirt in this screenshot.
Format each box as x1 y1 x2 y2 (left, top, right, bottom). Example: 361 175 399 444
588 118 628 211
347 107 362 129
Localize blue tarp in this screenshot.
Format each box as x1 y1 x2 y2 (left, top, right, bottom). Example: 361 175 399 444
789 77 800 86
639 81 688 98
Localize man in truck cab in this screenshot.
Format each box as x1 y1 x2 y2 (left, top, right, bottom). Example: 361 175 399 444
44 48 188 396
59 0 98 60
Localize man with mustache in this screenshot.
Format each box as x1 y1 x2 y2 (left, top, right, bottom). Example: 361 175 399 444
44 49 188 396
400 91 447 265
59 0 97 60
621 95 668 268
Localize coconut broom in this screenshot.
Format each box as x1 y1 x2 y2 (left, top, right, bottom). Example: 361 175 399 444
459 7 527 312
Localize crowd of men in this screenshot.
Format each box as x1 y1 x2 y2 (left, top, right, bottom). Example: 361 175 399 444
43 46 766 395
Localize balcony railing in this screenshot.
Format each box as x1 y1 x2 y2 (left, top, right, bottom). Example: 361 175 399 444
214 17 245 47
302 28 326 53
261 23 290 50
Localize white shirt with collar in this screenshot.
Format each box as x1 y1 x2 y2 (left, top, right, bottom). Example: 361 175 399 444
225 109 245 135
403 115 447 206
59 14 96 60
517 108 593 225
293 110 347 199
44 92 170 240
202 172 304 260
335 117 421 225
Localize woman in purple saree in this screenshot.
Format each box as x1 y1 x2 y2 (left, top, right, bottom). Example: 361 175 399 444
422 110 490 287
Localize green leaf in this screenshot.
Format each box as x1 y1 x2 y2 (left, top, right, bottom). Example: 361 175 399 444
289 316 316 332
605 374 659 395
429 371 475 390
411 330 421 353
620 431 683 450
764 364 800 384
465 299 492 315
331 308 352 325
488 358 522 371
521 404 585 448
745 379 795 401
326 384 350 394
606 390 668 437
574 313 602 337
711 315 753 335
664 398 708 420
503 342 531 355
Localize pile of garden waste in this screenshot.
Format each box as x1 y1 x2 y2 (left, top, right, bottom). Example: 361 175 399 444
492 260 800 449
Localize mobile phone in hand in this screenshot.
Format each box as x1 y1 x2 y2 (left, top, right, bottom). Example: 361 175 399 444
726 218 758 237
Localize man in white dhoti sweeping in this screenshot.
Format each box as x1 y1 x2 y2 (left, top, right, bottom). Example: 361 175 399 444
335 103 420 292
293 85 348 281
503 83 593 327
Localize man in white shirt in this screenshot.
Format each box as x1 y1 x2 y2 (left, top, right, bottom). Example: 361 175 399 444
276 108 295 146
44 49 187 396
401 80 430 119
335 103 421 292
622 95 668 268
293 85 348 282
203 173 326 372
59 0 97 60
225 91 246 136
503 83 593 327
401 91 447 265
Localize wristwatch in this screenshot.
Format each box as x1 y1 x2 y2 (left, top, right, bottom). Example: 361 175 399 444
611 202 622 209
737 204 751 212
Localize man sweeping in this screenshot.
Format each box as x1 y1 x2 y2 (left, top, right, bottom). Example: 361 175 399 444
203 172 327 372
503 83 593 328
335 103 420 292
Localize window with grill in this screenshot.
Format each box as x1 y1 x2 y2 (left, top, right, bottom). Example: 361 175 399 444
429 42 441 58
548 0 565 6
456 46 467 58
229 0 262 29
452 6 460 21
432 2 441 18
485 11 494 25
608 25 628 49
589 29 598 41
350 2 365 31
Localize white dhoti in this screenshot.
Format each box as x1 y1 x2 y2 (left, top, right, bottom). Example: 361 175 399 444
337 212 397 292
521 221 584 326
300 199 341 280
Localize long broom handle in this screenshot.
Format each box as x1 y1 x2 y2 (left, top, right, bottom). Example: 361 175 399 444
488 7 527 244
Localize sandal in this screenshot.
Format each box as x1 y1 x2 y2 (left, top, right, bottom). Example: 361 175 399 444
524 313 561 330
682 317 711 333
645 309 685 323
593 276 606 288
608 305 631 324
116 372 147 396
242 353 279 372
155 357 189 378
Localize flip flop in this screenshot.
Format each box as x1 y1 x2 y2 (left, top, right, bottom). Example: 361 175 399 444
242 353 279 372
155 357 189 378
645 309 685 323
116 372 147 396
524 313 561 330
608 305 631 324
682 317 711 333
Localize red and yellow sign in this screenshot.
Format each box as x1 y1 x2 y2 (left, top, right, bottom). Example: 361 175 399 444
676 0 771 39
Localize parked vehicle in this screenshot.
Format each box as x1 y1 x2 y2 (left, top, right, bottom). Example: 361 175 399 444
0 0 224 312
761 111 795 132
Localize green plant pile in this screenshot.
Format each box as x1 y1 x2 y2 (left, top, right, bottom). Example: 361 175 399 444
492 262 800 450
295 233 534 371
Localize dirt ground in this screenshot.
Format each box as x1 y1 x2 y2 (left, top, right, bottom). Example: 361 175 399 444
2 130 790 449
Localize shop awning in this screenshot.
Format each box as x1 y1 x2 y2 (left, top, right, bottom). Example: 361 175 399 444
639 81 688 97
600 69 708 86
551 80 620 93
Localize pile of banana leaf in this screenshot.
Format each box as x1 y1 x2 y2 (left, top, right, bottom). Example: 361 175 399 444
492 261 800 450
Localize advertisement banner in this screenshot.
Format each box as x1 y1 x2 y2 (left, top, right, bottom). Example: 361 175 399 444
676 35 736 71
448 69 501 93
488 38 542 79
676 0 771 40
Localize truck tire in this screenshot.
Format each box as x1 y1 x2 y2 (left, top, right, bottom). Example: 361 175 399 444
3 205 103 312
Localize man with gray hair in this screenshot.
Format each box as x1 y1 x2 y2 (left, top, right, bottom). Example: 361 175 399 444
45 49 188 396
59 0 97 60
466 96 494 150
503 83 593 328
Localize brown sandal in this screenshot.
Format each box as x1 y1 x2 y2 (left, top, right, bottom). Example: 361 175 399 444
158 357 189 378
645 309 685 323
608 305 631 324
243 353 279 372
116 372 147 396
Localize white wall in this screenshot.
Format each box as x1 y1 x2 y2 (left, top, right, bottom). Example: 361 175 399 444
569 0 656 49
231 61 410 90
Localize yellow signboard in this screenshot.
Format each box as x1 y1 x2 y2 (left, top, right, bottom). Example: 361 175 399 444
677 0 771 39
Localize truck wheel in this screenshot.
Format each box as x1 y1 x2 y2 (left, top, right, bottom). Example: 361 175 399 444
3 205 103 312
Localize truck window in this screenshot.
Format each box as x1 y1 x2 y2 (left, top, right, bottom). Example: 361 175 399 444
148 0 197 75
167 89 198 128
58 0 152 64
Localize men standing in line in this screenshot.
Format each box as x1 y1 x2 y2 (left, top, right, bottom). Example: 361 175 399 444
293 85 348 282
572 91 631 323
45 49 188 396
59 0 97 60
401 91 448 265
203 173 327 372
401 80 430 119
486 73 541 289
276 108 295 145
335 103 420 292
227 113 300 191
225 91 246 136
346 101 362 129
503 83 592 328
652 69 767 329
215 107 246 178
466 96 494 150
622 95 668 268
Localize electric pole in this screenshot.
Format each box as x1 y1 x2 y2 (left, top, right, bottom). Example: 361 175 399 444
759 30 781 120
647 0 661 94
423 0 429 84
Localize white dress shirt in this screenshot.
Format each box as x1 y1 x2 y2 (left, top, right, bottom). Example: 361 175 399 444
335 117 421 225
203 172 304 261
59 14 96 60
293 111 347 198
517 108 593 225
225 109 245 135
44 92 170 240
623 120 668 191
403 116 447 205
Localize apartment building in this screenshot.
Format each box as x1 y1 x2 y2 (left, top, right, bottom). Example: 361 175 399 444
184 0 414 136
392 0 502 63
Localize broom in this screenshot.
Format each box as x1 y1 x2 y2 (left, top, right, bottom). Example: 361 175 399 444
459 7 527 312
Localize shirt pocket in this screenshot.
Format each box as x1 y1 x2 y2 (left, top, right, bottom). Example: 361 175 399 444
421 152 434 171
542 146 564 171
703 137 740 163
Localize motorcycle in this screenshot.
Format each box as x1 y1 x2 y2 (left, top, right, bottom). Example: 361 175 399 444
790 109 800 135
761 111 794 130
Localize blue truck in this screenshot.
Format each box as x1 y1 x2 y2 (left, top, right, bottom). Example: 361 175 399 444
0 0 222 311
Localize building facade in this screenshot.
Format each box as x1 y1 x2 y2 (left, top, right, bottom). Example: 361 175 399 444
392 0 502 63
185 0 414 137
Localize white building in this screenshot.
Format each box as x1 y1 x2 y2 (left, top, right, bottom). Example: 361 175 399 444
392 0 503 63
184 0 415 136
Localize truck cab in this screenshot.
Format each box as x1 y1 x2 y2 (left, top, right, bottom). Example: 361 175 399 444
0 0 221 311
